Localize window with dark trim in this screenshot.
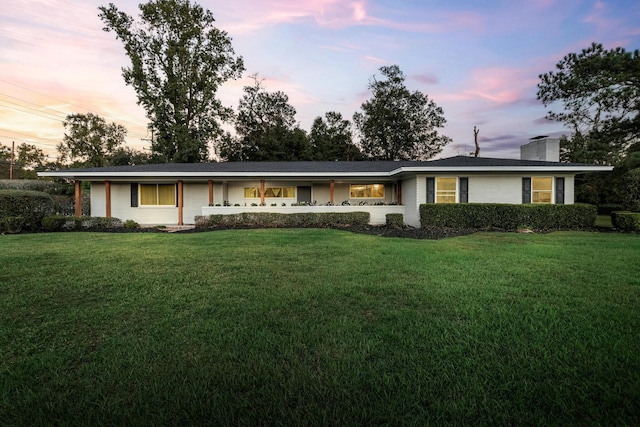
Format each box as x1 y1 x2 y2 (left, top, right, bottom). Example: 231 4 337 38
532 177 553 204
139 184 176 206
522 177 554 204
426 177 467 203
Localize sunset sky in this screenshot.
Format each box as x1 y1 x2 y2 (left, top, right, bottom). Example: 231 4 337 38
1 0 639 162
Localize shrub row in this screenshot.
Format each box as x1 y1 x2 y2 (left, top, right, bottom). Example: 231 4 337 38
0 190 55 231
0 216 26 234
611 211 640 232
0 179 73 195
41 215 123 232
420 203 597 231
195 211 370 229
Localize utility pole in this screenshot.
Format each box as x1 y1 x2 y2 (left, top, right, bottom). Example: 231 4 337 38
9 141 15 180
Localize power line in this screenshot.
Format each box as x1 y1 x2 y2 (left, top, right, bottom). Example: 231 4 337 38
0 98 149 139
0 128 60 146
0 79 150 133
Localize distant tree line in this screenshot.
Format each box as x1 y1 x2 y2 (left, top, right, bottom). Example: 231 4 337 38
537 42 640 208
27 1 639 210
39 0 453 168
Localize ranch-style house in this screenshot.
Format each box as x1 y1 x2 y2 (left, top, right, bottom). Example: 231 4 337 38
39 138 613 227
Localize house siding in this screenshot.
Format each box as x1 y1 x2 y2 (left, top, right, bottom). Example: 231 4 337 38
469 175 523 204
402 176 420 227
79 171 578 227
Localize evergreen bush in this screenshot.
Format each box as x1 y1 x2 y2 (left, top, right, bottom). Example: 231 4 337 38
0 190 54 231
611 211 640 232
0 216 25 234
195 212 370 229
41 216 68 232
420 203 596 231
386 213 404 229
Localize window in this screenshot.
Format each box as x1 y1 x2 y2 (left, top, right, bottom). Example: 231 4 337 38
350 184 385 198
244 187 296 198
139 184 175 206
426 177 468 203
244 187 260 198
436 178 457 203
532 177 553 204
265 187 295 198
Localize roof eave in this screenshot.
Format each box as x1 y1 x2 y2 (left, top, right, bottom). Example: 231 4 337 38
38 164 614 179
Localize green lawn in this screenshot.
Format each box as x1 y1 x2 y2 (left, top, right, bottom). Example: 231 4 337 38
1 229 639 425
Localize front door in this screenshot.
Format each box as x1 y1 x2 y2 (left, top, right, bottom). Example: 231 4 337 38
297 186 311 204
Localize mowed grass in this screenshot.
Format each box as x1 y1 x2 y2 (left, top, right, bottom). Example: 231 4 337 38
1 229 639 426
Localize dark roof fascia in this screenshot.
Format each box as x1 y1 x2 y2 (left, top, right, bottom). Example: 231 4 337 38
38 157 613 179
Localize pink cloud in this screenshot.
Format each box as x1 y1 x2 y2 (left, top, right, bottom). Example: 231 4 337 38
468 67 540 104
410 73 439 85
219 0 483 34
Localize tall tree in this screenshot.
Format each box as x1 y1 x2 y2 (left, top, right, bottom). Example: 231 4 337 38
15 143 47 178
0 143 12 179
60 113 127 167
537 42 640 165
310 112 363 160
99 0 245 163
218 76 311 161
353 65 451 161
109 146 152 166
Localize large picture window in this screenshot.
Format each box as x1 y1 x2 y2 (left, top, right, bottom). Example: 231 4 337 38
350 184 384 198
244 187 295 198
140 184 175 206
532 177 553 204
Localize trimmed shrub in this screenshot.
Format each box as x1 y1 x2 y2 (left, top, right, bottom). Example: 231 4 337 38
420 203 596 231
386 213 404 229
41 216 68 232
0 190 54 231
621 168 640 212
195 211 370 229
86 216 123 229
124 219 140 229
43 216 124 231
611 211 640 232
0 216 25 234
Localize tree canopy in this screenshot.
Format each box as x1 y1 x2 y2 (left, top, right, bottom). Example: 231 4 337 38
537 42 640 165
59 113 127 167
353 65 451 161
309 112 363 161
0 142 49 179
99 0 245 163
217 76 311 161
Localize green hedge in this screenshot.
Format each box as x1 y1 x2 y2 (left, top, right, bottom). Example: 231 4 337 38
0 190 55 231
611 211 640 232
195 212 370 229
0 216 25 234
420 203 597 231
41 215 123 232
0 179 73 195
